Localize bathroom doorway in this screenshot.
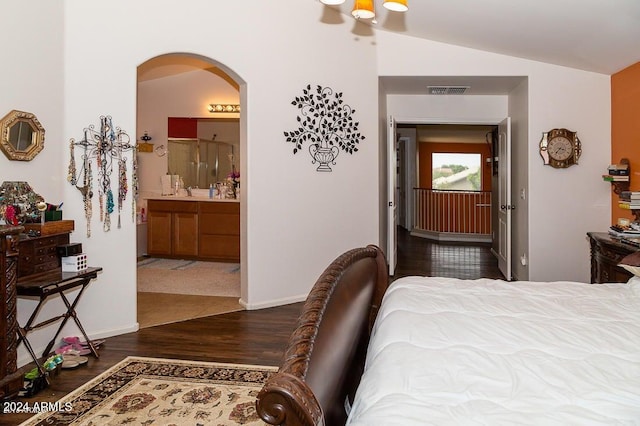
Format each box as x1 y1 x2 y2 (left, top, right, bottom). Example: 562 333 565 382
135 53 244 327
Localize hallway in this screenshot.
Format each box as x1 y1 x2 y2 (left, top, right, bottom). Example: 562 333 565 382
394 227 505 280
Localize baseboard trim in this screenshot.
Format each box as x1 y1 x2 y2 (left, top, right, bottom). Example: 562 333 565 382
411 229 492 244
17 323 140 368
239 294 307 310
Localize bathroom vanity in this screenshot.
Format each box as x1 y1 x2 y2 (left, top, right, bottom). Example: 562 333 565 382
146 198 239 262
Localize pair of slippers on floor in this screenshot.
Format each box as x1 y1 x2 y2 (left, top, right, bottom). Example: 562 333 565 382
41 352 87 370
56 336 105 368
61 352 88 369
55 336 105 357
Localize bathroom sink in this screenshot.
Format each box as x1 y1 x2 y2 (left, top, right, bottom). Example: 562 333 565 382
190 188 211 198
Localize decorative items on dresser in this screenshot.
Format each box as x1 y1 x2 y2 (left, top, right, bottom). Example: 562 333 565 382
0 181 45 226
0 225 24 400
587 232 636 283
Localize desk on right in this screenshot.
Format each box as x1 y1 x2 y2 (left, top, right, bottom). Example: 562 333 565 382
587 232 636 283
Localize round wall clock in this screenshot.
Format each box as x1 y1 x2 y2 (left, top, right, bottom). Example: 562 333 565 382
539 128 581 168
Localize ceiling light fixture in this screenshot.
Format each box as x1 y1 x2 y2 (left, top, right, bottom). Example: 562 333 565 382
208 104 240 113
320 0 408 20
352 0 375 19
382 0 408 12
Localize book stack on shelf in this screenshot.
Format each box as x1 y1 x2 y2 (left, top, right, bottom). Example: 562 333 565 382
619 191 640 210
603 162 630 182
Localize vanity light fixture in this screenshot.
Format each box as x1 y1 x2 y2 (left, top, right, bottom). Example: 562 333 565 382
320 0 408 20
208 104 241 113
140 131 152 142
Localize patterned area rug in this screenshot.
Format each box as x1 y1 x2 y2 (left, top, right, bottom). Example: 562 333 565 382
21 357 276 426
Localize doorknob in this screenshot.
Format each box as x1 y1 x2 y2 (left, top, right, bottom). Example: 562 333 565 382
500 204 506 210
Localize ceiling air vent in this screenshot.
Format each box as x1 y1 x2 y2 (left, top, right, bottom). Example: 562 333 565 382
427 86 470 95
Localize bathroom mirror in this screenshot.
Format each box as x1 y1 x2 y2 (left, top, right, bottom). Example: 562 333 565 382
0 110 45 161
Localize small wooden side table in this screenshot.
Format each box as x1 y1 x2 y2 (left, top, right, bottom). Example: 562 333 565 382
16 267 102 378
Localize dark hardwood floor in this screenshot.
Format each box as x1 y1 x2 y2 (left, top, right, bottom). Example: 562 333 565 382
4 228 501 425
394 226 504 280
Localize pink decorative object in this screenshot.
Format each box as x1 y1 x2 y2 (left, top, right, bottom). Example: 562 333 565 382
5 205 17 225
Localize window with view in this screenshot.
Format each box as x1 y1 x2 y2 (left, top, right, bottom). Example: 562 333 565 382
432 153 481 191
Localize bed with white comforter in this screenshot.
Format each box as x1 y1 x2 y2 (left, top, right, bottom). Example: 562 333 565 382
347 276 640 425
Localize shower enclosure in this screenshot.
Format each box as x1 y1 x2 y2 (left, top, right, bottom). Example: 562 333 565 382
167 138 237 189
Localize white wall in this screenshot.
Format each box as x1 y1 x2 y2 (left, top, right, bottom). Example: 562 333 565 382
508 80 530 280
54 0 379 358
388 95 509 124
0 2 64 198
378 32 611 283
0 2 67 364
378 81 389 267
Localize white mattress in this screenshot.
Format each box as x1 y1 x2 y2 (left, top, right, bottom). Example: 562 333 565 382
346 276 640 425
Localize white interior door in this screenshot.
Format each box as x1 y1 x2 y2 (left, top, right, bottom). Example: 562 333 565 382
497 117 512 280
387 116 398 276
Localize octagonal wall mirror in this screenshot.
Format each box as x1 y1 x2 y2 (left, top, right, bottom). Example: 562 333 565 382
0 110 45 161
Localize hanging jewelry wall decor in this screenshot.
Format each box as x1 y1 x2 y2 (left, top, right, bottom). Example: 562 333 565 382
67 116 138 237
284 84 364 172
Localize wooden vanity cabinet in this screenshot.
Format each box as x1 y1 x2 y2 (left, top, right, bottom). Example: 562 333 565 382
147 200 198 257
147 199 239 261
199 202 240 262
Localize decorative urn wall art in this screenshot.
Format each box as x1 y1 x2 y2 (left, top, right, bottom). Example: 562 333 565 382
284 84 364 172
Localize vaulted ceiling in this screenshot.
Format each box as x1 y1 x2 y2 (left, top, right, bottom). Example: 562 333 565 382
321 0 640 75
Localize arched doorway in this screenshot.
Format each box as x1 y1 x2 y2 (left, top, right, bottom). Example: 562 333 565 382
135 53 246 328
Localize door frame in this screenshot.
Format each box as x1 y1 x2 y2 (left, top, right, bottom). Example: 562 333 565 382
388 116 512 273
398 136 412 230
387 116 398 276
496 117 512 280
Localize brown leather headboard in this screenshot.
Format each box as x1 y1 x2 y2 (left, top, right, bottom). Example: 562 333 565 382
257 245 388 426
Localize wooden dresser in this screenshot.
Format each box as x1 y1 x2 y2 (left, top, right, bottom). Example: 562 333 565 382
18 232 69 277
587 232 636 283
1 226 74 400
0 225 23 400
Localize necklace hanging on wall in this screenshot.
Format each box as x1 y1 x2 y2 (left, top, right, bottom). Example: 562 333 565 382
67 116 137 237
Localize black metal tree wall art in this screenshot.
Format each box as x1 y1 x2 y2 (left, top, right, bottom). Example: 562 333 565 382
67 116 138 237
284 84 364 171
